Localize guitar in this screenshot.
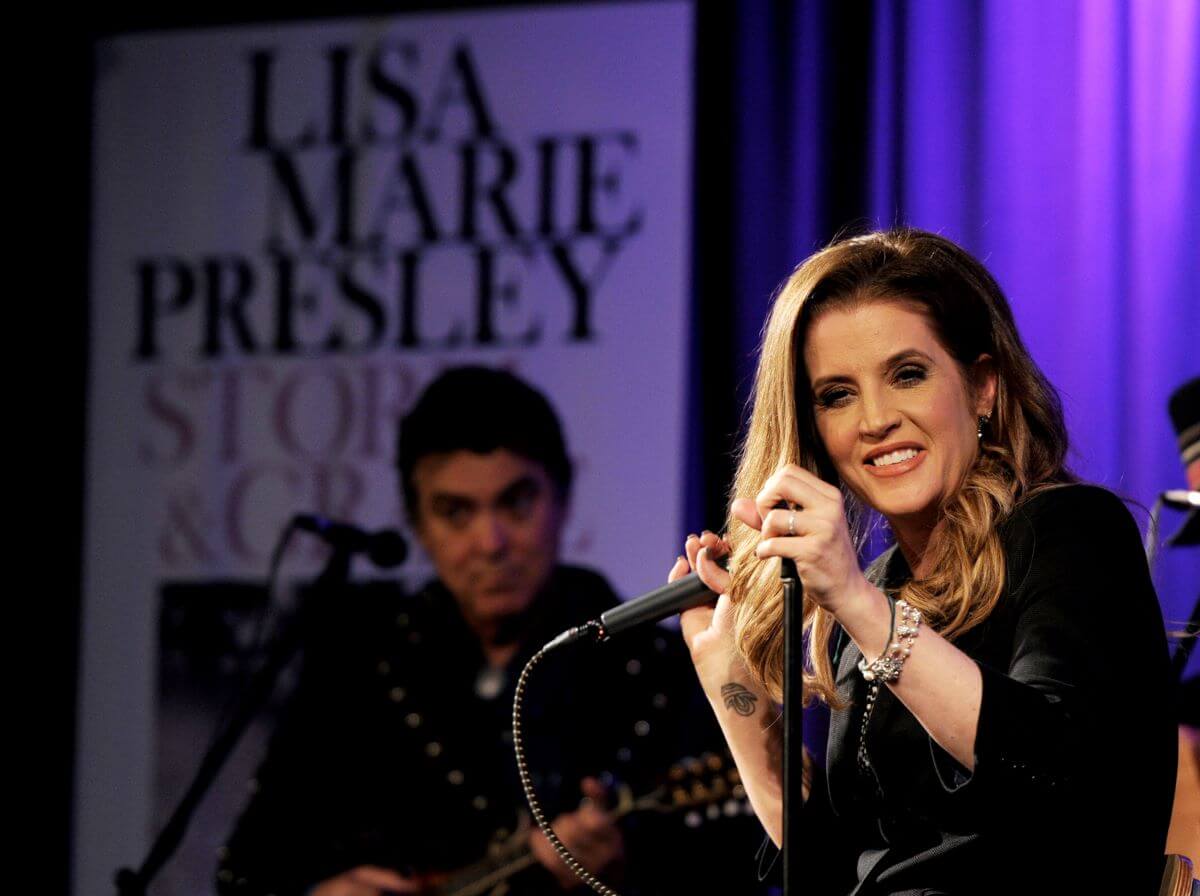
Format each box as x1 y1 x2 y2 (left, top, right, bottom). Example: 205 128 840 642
418 752 749 896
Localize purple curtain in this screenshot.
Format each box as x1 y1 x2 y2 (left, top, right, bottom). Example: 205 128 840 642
866 0 1200 673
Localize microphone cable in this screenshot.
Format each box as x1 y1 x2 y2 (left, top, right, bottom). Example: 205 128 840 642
511 620 622 896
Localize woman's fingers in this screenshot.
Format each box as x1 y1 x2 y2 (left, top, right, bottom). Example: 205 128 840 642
688 531 732 594
668 555 690 583
695 546 732 594
760 506 794 539
680 533 730 578
756 510 836 562
731 497 762 530
674 532 729 653
754 468 834 526
760 507 830 540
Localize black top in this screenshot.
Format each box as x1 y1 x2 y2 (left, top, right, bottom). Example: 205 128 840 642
218 565 773 895
804 485 1177 896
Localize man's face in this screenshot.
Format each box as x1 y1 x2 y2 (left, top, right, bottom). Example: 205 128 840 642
411 449 565 632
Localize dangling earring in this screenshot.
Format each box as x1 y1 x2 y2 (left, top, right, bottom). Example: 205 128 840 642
977 413 991 441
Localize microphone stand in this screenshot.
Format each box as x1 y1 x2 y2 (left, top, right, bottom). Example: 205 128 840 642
113 544 354 896
780 557 802 895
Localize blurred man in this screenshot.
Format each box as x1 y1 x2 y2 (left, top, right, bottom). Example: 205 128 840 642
217 367 767 895
1164 376 1199 877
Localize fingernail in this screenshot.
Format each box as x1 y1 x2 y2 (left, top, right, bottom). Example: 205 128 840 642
686 533 698 541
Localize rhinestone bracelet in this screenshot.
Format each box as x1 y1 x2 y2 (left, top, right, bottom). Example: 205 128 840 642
857 599 922 683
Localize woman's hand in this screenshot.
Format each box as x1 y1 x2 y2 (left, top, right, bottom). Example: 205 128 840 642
732 463 873 617
669 531 744 691
670 531 784 844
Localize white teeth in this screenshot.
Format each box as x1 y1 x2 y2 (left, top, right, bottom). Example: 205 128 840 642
871 448 919 467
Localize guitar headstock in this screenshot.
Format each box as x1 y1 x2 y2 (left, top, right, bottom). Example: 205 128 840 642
430 757 752 895
630 752 751 825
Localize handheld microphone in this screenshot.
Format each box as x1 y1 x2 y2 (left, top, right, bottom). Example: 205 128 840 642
293 514 409 568
599 565 725 637
541 564 727 651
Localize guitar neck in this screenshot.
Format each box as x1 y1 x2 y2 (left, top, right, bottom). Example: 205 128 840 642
434 802 637 895
435 849 539 896
433 754 743 895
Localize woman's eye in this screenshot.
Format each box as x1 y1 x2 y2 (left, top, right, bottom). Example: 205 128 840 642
895 365 927 385
818 388 852 408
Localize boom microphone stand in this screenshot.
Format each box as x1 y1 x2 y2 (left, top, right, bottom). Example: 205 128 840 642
114 518 404 896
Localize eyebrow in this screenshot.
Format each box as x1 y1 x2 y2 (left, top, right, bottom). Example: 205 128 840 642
429 492 476 511
810 348 935 392
428 474 541 509
496 475 541 504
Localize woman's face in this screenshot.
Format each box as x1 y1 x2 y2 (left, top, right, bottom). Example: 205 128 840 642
802 299 995 536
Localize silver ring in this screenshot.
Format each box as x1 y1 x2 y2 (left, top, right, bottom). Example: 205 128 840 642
787 509 796 537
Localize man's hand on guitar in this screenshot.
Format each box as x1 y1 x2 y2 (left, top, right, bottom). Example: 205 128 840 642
529 777 624 889
308 865 421 896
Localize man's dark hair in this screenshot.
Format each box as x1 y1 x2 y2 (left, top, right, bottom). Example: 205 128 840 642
396 366 572 519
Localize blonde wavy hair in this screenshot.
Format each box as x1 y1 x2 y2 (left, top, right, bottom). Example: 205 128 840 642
727 228 1073 705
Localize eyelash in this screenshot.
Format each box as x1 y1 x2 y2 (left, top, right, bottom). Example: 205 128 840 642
816 365 928 408
817 388 853 409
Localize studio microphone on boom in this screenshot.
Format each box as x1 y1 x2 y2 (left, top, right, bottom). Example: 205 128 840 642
293 514 409 568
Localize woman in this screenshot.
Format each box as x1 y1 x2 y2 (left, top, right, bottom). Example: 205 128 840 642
670 229 1176 895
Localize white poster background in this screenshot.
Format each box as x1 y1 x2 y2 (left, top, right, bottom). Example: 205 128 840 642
78 4 693 894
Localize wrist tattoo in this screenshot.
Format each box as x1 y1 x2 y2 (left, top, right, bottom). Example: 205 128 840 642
720 682 758 716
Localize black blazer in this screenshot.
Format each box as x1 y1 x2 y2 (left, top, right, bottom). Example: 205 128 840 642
803 485 1177 896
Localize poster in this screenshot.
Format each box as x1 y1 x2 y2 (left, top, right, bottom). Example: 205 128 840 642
79 4 694 893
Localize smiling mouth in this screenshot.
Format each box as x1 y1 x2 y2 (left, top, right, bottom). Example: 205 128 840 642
862 447 926 477
867 447 922 467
